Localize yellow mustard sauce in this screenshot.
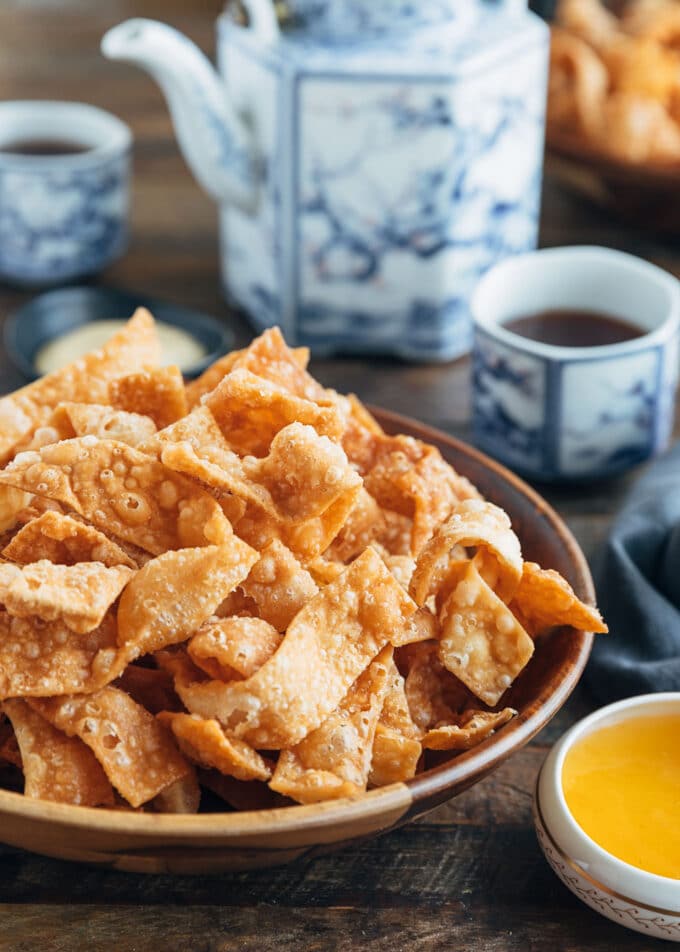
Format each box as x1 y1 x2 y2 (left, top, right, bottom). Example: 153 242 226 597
562 714 680 879
35 319 207 375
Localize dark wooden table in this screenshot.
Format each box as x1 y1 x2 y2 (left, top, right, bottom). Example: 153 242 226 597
0 4 676 950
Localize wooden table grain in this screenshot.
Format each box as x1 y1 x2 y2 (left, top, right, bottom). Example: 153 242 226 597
0 4 675 950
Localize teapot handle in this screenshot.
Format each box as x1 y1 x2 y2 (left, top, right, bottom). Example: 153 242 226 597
242 0 280 43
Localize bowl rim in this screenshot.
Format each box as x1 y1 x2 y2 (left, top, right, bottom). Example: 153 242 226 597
0 408 595 839
536 691 680 906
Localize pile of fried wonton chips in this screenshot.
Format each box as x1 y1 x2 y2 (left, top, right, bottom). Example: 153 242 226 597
0 311 606 812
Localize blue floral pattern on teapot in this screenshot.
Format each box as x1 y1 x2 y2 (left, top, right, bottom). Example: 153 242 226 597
103 0 548 360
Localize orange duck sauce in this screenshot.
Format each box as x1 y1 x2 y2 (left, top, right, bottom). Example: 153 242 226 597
562 714 680 880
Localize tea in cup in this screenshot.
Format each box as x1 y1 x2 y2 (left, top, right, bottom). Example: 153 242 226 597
0 101 131 285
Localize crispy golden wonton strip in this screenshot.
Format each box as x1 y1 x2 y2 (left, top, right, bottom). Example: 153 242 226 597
0 560 133 634
327 488 386 563
117 542 258 661
368 658 422 787
364 435 480 555
238 540 317 632
0 309 159 466
188 617 282 681
0 613 120 699
158 712 272 782
185 350 244 409
438 561 534 707
51 402 157 447
269 646 392 803
422 708 516 751
164 547 421 748
0 437 233 554
3 699 115 806
249 423 362 522
232 327 326 402
152 772 201 814
2 511 137 568
0 486 34 533
205 368 343 457
109 366 188 429
160 423 362 562
409 499 523 607
510 561 608 637
31 687 193 808
114 665 181 715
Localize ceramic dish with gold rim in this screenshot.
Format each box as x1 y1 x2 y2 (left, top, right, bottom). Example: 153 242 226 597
0 410 596 875
534 693 680 943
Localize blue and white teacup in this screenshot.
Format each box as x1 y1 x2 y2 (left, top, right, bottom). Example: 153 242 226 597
471 246 680 481
0 101 131 286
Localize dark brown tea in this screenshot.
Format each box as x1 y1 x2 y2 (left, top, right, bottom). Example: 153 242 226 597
0 139 90 156
503 308 644 348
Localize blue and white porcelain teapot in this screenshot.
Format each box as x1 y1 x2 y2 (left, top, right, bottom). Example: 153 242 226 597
102 0 548 360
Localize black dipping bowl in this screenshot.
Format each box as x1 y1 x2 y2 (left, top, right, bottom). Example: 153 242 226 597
4 286 234 381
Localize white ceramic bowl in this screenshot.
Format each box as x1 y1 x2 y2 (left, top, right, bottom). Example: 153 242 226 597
534 693 680 943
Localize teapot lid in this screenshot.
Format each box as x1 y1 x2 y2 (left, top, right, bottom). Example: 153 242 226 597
229 1 543 74
276 0 528 42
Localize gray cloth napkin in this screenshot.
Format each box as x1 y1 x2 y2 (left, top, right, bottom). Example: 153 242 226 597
587 443 680 702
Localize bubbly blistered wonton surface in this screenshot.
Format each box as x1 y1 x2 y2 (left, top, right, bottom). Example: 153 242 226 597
0 312 606 812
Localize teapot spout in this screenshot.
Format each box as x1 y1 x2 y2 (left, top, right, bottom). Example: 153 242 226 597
102 19 260 211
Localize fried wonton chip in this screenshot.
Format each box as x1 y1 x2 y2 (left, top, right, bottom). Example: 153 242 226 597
198 769 290 811
0 486 33 533
188 617 282 681
3 698 115 806
109 366 188 430
368 658 422 787
161 424 362 562
152 771 201 814
0 437 233 554
403 642 473 732
239 540 317 631
422 708 516 751
305 556 346 586
0 613 120 699
3 511 136 568
338 393 386 474
31 687 193 808
410 499 523 607
158 712 272 782
269 646 392 803
233 327 326 402
245 423 362 523
364 435 480 555
0 560 133 634
184 332 312 409
438 561 534 707
185 350 244 409
0 308 159 466
163 547 420 748
117 541 258 661
326 488 386 563
50 402 157 448
510 561 608 638
114 664 182 715
205 368 342 457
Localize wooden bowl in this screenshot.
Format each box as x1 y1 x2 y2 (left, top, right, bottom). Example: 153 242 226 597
546 130 680 234
0 410 595 874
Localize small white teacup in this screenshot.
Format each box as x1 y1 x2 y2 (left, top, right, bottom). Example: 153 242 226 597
0 101 131 286
470 246 680 481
